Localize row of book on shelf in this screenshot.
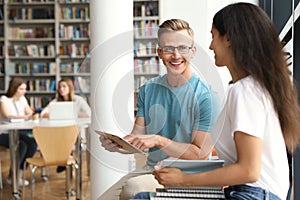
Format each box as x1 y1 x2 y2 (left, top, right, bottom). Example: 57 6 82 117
7 62 56 74
8 0 54 3
134 2 159 17
134 41 157 57
74 76 90 93
7 43 90 58
59 0 89 3
60 62 90 73
59 24 90 39
23 77 90 93
7 61 89 75
59 6 89 20
8 26 89 40
134 76 151 91
9 27 54 39
8 7 54 20
0 8 4 21
8 44 55 58
0 63 4 74
26 78 56 92
8 0 88 3
28 96 54 112
134 58 159 74
134 20 159 38
59 43 90 57
0 45 3 57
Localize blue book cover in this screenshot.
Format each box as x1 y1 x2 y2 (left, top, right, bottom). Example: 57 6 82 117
161 159 224 174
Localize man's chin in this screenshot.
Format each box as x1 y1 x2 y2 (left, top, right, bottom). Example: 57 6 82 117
167 66 182 73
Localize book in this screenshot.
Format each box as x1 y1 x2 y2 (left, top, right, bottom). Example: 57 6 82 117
3 118 25 123
150 186 225 199
161 159 224 174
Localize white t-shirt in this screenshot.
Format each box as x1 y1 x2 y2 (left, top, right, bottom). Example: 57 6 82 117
0 95 30 134
0 95 29 122
212 76 289 200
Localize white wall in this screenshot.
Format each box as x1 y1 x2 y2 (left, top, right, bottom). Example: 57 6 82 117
160 0 258 98
90 0 134 199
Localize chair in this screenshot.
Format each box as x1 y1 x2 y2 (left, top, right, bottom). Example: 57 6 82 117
0 145 8 190
25 125 79 200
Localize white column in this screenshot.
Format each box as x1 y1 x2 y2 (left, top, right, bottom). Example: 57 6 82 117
89 0 134 199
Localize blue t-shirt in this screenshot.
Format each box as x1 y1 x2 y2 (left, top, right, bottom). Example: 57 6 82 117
136 74 218 166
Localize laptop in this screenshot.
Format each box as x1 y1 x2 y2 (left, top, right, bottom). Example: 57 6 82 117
49 101 78 121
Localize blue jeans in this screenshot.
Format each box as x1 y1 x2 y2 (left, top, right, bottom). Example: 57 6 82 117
132 185 281 200
224 184 281 200
131 192 150 200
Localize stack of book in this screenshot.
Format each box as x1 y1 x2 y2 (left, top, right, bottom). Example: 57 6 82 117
149 159 226 199
150 186 225 200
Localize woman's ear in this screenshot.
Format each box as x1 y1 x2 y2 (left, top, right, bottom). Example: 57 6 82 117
224 35 231 47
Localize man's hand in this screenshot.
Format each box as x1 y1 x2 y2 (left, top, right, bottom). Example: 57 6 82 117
125 134 161 151
99 135 132 154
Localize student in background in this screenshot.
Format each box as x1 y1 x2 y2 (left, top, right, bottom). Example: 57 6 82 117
0 77 37 186
133 3 300 200
99 19 220 199
41 78 91 118
41 78 91 173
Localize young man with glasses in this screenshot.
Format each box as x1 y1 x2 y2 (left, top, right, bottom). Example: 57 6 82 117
99 18 219 200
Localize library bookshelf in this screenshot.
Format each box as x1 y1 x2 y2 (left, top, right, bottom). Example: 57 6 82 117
133 0 160 110
0 0 90 112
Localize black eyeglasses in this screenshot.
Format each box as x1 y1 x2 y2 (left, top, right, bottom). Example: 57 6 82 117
159 44 193 54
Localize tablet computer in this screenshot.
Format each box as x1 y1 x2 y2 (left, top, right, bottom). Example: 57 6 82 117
161 159 224 174
95 130 147 156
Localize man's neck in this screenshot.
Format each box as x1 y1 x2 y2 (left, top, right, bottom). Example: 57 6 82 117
167 69 193 87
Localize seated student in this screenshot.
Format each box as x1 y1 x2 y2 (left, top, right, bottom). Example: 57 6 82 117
41 78 91 173
0 77 37 186
133 3 300 200
99 19 220 200
41 78 91 119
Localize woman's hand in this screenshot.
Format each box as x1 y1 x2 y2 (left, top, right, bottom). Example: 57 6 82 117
24 113 33 120
153 167 187 186
41 113 49 118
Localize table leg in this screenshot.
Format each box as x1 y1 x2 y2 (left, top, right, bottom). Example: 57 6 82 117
76 128 82 200
9 130 20 199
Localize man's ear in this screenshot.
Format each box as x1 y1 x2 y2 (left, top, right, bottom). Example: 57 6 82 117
191 45 197 56
157 48 162 58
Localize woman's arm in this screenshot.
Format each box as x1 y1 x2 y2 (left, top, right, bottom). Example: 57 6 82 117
0 100 33 120
127 129 212 160
153 131 262 187
76 95 91 118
